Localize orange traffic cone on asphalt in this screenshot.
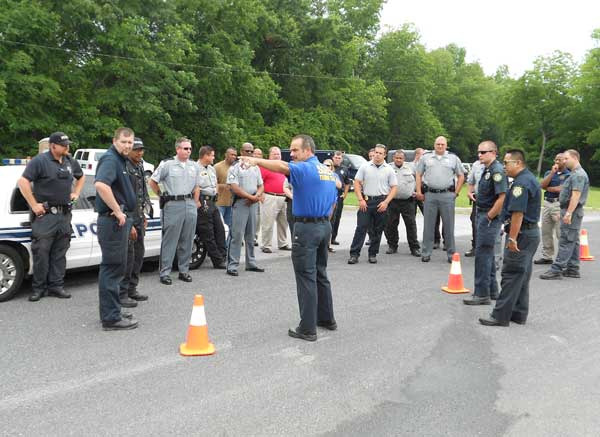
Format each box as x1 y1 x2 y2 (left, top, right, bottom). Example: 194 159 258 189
579 229 595 261
180 294 215 356
442 253 470 294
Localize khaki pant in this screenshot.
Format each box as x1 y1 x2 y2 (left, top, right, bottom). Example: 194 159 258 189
541 200 560 259
260 194 288 249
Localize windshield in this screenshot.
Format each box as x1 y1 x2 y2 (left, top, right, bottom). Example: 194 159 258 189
345 154 367 167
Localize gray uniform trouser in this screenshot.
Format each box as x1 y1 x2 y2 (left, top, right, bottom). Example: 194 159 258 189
227 200 258 271
31 212 71 295
551 208 584 273
422 191 456 257
160 200 197 277
541 200 561 259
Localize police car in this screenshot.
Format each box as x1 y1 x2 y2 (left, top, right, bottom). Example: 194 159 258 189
0 160 206 302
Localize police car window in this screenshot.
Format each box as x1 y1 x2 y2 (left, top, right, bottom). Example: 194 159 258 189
82 152 89 161
10 188 29 213
75 178 96 210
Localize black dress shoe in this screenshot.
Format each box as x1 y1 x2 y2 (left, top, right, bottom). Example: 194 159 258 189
479 316 509 327
227 269 239 276
253 240 259 247
121 311 133 319
120 297 138 308
510 316 526 325
347 256 359 264
48 289 71 299
245 266 265 272
421 256 430 263
29 291 45 302
317 320 338 331
178 273 193 282
563 270 581 278
212 259 227 269
331 240 340 245
534 258 553 265
129 292 148 301
288 327 317 342
447 256 453 264
279 246 292 251
433 242 440 250
464 249 475 257
365 240 371 246
328 247 336 253
463 296 491 305
539 270 562 280
102 318 138 331
410 249 421 257
385 247 397 254
160 276 172 285
368 256 377 264
261 247 272 253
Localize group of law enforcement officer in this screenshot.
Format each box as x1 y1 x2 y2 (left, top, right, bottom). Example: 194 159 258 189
18 132 85 302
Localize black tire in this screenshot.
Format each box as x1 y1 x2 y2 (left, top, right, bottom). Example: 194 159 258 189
189 235 207 270
0 245 25 302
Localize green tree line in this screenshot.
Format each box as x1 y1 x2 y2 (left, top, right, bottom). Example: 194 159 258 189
1 1 599 182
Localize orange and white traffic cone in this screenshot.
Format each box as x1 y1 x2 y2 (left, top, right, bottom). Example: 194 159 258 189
579 229 595 261
180 294 215 356
442 253 470 294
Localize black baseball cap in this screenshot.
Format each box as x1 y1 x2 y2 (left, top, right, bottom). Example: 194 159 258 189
133 137 144 150
48 132 72 146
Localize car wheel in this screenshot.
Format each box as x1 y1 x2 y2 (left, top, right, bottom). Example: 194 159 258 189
0 245 25 302
189 235 207 270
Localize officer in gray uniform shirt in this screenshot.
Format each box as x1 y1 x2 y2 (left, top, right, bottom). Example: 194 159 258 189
384 150 420 257
196 145 227 269
148 137 201 285
415 136 464 263
226 143 265 276
540 149 590 280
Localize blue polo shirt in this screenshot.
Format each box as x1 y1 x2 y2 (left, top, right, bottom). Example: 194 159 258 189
288 156 337 217
543 169 570 200
501 168 541 225
94 145 136 214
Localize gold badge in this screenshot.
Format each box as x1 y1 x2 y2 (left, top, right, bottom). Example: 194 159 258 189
493 173 502 182
512 186 523 197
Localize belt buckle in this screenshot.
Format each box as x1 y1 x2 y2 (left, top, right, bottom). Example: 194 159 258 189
50 206 58 214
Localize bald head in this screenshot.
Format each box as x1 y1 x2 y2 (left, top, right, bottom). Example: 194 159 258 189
433 136 448 155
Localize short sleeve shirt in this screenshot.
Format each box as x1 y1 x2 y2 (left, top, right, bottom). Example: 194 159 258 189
334 166 351 196
416 152 464 189
467 160 485 194
391 163 416 200
543 169 570 200
501 168 541 224
476 160 508 209
288 156 337 217
95 145 136 214
21 152 83 205
227 162 263 195
198 163 218 196
151 158 201 195
355 161 397 196
559 165 589 208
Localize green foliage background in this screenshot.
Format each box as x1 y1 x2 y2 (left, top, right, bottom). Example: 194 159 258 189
1 0 599 183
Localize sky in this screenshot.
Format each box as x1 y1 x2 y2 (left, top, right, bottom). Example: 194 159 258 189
380 0 600 77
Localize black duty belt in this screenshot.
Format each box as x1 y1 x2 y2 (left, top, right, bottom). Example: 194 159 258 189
544 198 559 203
46 205 70 214
364 195 386 201
165 194 193 201
265 192 286 197
201 194 217 201
425 186 455 194
294 216 329 223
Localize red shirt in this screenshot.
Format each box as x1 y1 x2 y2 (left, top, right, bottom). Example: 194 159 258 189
260 167 286 194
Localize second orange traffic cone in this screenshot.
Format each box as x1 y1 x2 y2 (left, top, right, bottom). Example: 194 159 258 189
442 253 470 294
180 294 215 356
579 229 595 261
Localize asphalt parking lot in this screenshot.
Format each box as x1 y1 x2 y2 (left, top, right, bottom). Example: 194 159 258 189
2 209 600 436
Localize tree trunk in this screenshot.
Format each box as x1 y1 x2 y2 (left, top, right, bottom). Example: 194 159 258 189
536 130 547 177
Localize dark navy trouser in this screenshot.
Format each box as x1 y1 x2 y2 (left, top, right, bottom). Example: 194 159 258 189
349 197 387 258
291 221 334 334
473 212 501 298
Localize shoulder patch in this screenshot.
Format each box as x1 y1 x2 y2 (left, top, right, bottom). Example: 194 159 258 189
512 186 523 197
228 173 236 181
493 173 502 182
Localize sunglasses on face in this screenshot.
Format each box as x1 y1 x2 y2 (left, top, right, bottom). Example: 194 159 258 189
478 150 494 155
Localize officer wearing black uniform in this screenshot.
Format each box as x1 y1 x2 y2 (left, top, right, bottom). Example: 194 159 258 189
18 132 85 302
95 127 138 331
119 137 151 307
464 141 507 305
330 151 350 245
479 149 541 327
196 145 227 269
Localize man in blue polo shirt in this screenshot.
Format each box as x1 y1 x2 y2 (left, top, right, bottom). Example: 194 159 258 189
95 127 138 331
241 134 338 342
